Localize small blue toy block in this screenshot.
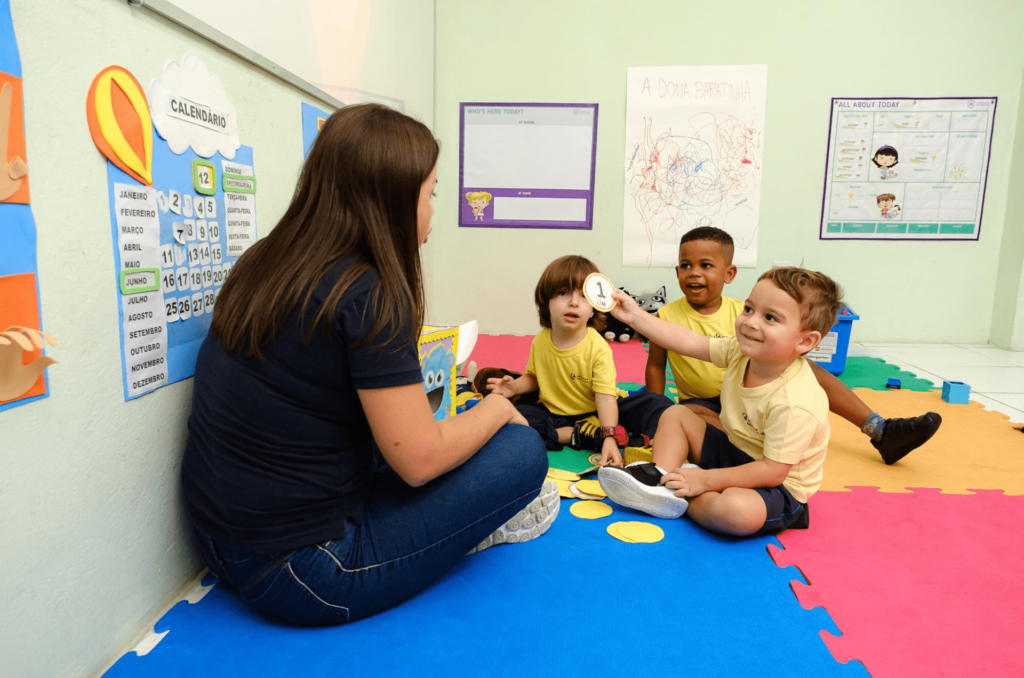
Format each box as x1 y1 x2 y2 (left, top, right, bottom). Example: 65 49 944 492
886 377 901 389
941 380 970 404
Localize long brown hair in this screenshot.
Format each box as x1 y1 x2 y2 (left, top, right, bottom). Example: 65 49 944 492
212 104 439 359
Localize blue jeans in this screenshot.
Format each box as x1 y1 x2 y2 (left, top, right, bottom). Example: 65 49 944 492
191 424 548 626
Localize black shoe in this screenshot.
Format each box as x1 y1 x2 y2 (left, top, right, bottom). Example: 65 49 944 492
872 412 942 465
598 462 689 519
570 417 603 452
627 433 651 448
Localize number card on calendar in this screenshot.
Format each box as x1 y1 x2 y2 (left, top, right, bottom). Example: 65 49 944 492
105 141 258 400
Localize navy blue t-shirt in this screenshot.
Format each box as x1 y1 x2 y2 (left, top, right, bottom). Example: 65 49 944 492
181 263 423 554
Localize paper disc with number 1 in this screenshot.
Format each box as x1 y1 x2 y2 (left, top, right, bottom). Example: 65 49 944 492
583 273 616 312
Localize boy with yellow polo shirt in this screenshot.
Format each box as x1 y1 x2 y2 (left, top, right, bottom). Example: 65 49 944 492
487 255 674 467
600 268 842 536
647 227 941 465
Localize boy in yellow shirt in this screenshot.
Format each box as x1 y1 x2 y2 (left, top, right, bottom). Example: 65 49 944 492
599 268 841 536
647 227 940 465
488 255 674 466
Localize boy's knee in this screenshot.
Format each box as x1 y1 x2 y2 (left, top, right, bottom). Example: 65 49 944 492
690 490 765 536
659 404 690 425
714 491 767 535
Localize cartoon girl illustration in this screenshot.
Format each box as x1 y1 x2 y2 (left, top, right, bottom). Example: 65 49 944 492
465 191 492 221
872 145 899 180
876 193 901 219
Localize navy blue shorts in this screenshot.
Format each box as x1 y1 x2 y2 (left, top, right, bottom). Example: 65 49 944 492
698 424 809 536
678 395 722 414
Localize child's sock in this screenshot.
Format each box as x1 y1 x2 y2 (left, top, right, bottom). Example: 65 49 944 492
861 412 886 441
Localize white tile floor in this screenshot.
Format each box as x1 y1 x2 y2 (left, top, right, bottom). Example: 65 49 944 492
851 342 1024 423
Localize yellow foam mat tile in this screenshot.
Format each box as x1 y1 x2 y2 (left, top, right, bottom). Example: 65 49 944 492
823 388 1024 495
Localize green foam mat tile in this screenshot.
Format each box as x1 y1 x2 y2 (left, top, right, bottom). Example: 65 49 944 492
546 447 593 473
836 357 937 392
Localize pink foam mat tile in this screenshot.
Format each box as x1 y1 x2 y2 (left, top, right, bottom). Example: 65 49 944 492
608 339 650 384
461 334 534 375
767 487 1024 677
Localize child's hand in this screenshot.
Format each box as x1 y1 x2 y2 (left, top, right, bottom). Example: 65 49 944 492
609 289 643 325
599 437 623 467
661 466 707 498
486 375 517 399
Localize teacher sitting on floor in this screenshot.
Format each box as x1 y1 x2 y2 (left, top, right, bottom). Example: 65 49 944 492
181 104 557 626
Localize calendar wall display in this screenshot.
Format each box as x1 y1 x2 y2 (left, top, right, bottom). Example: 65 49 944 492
90 62 257 401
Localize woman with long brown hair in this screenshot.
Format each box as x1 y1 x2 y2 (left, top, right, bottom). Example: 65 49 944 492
181 104 557 625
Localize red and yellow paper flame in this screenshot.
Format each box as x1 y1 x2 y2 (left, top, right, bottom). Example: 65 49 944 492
86 66 153 185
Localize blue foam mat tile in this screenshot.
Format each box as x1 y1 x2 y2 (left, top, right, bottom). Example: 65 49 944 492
106 505 868 678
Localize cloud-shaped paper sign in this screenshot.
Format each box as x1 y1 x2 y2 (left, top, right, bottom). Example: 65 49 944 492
150 53 239 159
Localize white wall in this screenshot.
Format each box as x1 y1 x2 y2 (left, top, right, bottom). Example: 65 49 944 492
428 0 1024 343
163 0 435 112
0 1 432 677
991 63 1024 350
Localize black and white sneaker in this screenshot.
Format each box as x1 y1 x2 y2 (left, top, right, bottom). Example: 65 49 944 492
468 481 560 554
598 462 690 519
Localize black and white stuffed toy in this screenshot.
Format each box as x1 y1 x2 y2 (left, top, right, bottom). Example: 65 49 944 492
603 286 667 342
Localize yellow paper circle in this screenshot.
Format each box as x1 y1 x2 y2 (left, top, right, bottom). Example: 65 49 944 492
575 479 607 498
568 483 603 500
606 522 632 542
551 478 575 498
546 468 581 482
570 501 613 520
607 521 665 544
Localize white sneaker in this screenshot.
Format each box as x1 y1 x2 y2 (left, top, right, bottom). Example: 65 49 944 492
598 462 690 519
469 481 560 554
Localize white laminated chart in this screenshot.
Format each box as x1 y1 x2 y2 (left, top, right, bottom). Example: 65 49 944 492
820 97 996 241
459 103 598 230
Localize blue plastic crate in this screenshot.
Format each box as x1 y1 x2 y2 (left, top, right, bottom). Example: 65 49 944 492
807 304 859 375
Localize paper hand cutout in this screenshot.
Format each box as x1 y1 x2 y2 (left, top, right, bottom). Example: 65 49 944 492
0 326 57 401
0 82 29 201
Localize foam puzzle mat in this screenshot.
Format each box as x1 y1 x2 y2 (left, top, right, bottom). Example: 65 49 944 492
107 337 1023 677
770 487 1024 677
106 501 868 678
822 388 1024 494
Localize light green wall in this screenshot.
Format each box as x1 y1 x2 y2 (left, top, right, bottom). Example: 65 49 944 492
1 1 432 677
429 0 1024 343
992 64 1024 349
